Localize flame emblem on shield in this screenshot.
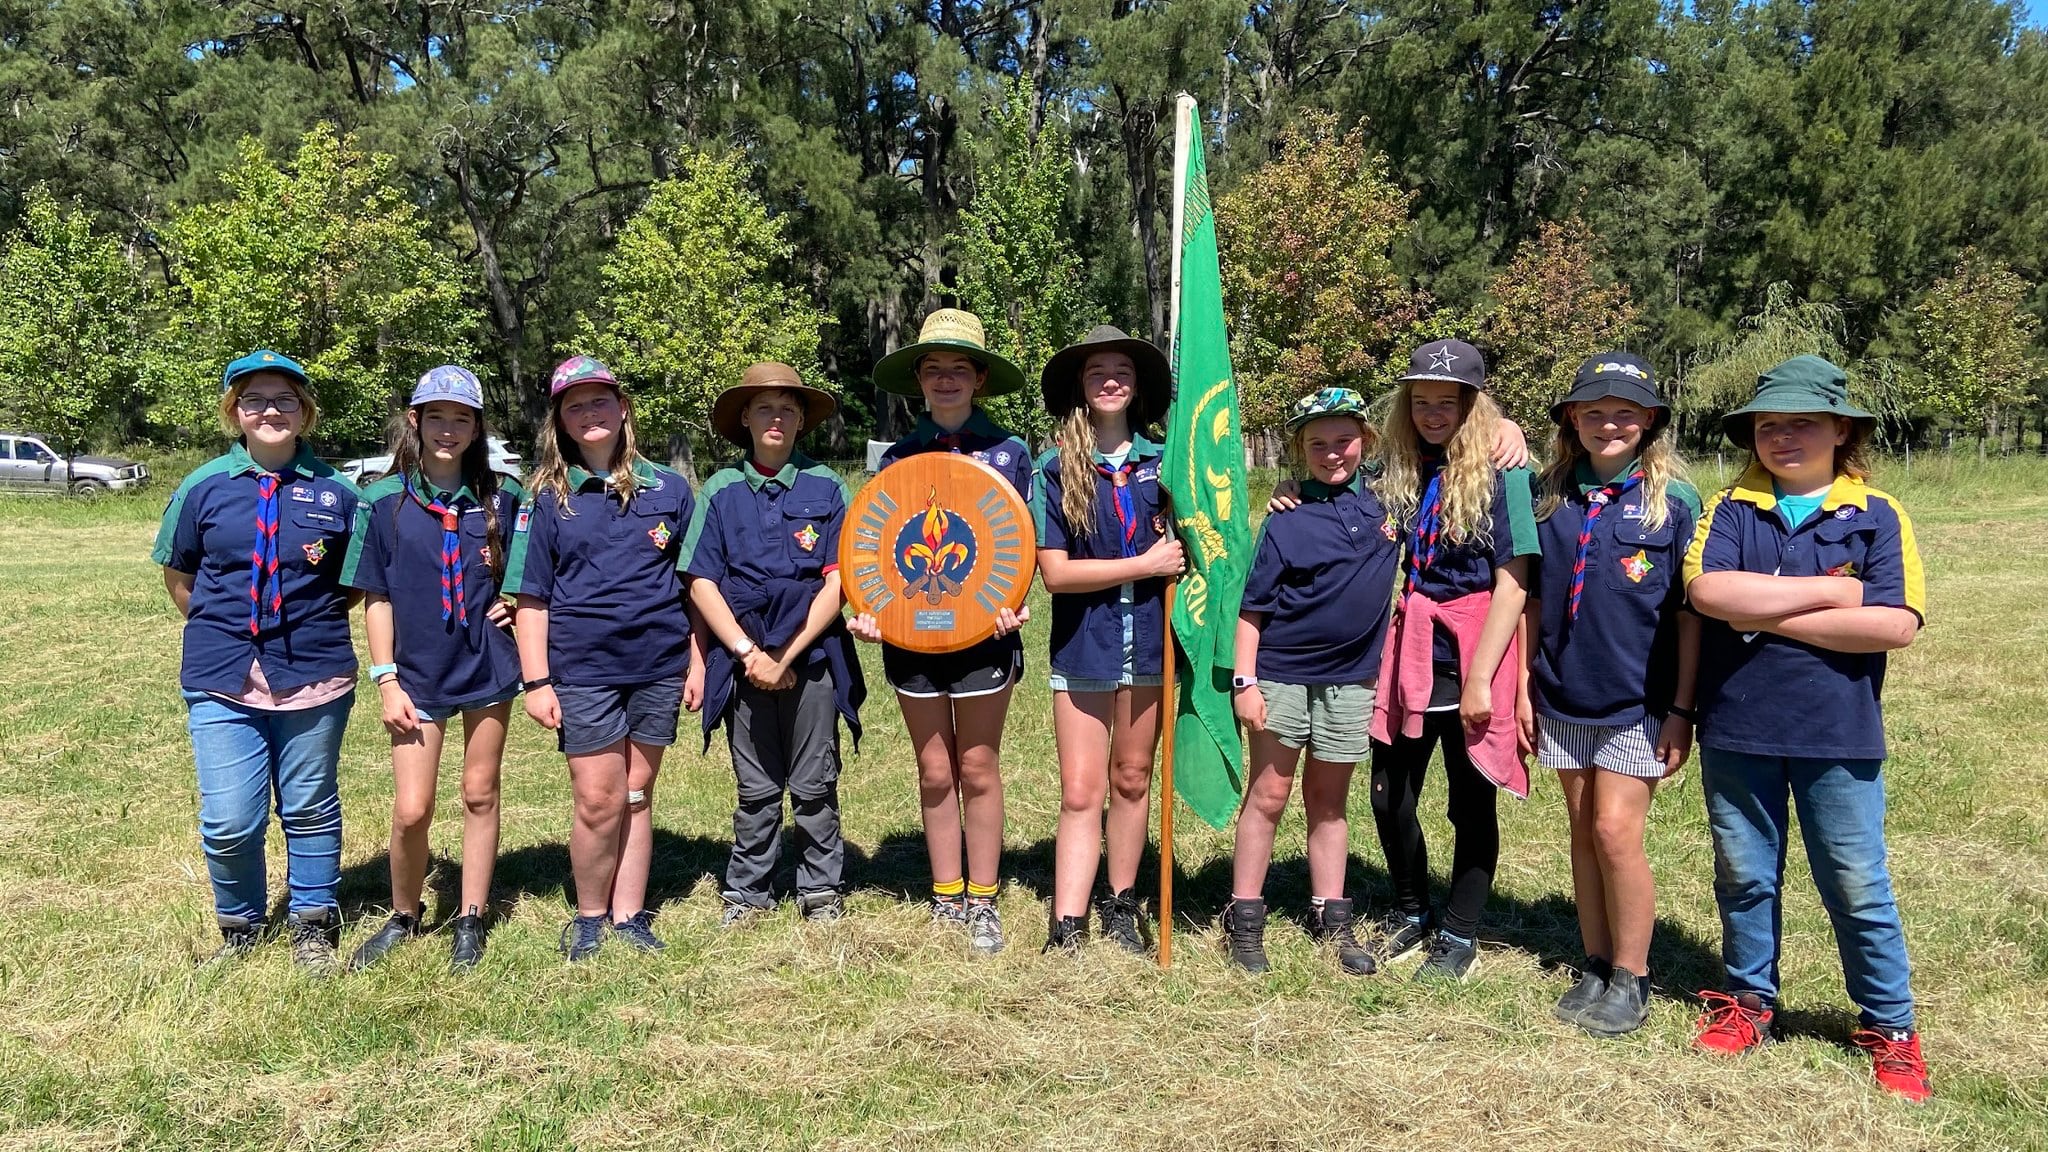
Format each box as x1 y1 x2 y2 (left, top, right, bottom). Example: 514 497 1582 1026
895 487 977 604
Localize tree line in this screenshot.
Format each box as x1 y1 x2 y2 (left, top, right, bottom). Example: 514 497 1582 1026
2 0 2044 466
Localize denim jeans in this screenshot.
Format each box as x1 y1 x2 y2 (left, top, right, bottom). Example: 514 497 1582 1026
183 690 353 923
1700 747 1915 1031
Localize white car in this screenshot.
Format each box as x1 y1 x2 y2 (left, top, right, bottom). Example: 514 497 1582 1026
339 436 524 484
0 432 150 497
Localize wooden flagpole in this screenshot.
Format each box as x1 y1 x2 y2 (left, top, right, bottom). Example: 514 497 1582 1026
1159 92 1195 972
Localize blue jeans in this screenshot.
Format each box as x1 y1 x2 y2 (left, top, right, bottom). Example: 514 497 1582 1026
183 690 353 923
1700 748 1915 1031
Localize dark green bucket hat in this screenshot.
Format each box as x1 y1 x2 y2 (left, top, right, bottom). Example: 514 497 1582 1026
1286 387 1374 435
1722 354 1875 448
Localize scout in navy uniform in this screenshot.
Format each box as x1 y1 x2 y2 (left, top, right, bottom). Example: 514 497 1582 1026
1221 388 1397 977
1033 326 1185 955
504 355 704 962
847 309 1032 955
1527 352 1702 1037
1682 355 1932 1101
340 365 524 973
153 350 361 970
1367 339 1540 983
683 362 867 927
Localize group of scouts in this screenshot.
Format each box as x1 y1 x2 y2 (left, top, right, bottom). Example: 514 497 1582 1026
154 308 1934 1102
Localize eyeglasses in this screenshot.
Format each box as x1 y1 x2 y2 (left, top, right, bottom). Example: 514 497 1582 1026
235 393 302 414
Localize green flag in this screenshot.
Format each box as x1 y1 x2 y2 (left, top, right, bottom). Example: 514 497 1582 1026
1162 96 1251 830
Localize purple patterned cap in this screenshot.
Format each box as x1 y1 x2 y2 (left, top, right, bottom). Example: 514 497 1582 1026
411 365 485 410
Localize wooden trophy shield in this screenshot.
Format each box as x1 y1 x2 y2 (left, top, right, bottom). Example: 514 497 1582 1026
839 453 1035 653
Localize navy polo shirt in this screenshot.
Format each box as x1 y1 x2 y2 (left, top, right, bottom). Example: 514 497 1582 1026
1683 466 1926 760
1531 464 1702 726
152 442 362 695
1032 436 1168 681
1398 462 1541 664
339 471 525 711
503 458 695 688
1239 478 1400 686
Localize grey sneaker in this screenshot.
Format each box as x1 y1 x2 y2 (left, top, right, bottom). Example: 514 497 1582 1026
930 893 968 929
720 898 766 929
798 890 846 923
966 901 1005 954
199 915 264 967
286 908 340 973
610 910 666 952
1413 931 1479 983
1577 968 1652 1038
1554 957 1612 1025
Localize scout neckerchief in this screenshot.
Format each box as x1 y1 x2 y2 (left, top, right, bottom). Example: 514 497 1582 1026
1095 459 1140 558
405 474 469 627
1403 451 1445 597
1569 469 1645 621
250 473 283 634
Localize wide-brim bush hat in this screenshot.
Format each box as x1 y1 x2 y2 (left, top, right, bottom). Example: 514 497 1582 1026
1550 351 1669 433
1286 387 1375 436
1039 325 1172 427
221 349 309 393
711 361 839 448
1722 354 1875 448
1397 338 1487 390
549 355 619 400
872 308 1026 398
411 365 485 411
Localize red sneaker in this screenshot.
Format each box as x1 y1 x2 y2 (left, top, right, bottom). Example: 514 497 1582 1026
1693 990 1773 1055
1852 1028 1932 1103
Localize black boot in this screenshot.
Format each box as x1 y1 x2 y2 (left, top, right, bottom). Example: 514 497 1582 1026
347 904 424 972
1309 898 1377 976
1044 915 1088 954
287 907 342 973
449 906 486 972
1577 968 1652 1038
1095 887 1146 955
1221 897 1269 974
200 914 264 967
1554 956 1612 1026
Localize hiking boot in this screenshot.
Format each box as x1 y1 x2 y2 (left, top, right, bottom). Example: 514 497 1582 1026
448 909 486 972
930 893 968 929
1693 991 1773 1055
1578 968 1652 1038
286 908 340 973
1308 898 1377 976
1221 897 1269 974
1044 914 1088 954
1851 1028 1932 1103
1372 910 1434 965
721 896 767 929
1553 956 1612 1026
966 901 1005 955
1095 887 1146 955
347 904 424 972
799 890 846 923
610 910 666 952
199 915 264 967
1413 931 1478 983
559 913 607 962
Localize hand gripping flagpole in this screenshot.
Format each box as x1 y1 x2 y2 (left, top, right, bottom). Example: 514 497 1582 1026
1158 92 1196 971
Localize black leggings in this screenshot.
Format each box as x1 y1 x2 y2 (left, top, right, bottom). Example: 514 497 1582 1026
1370 710 1500 940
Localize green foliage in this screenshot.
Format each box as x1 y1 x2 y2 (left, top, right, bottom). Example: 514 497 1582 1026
0 187 145 454
579 152 830 464
1914 251 2044 430
149 126 476 447
1679 283 1908 443
1474 217 1640 429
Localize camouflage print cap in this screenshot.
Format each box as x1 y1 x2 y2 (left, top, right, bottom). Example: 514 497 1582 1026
1286 386 1373 434
549 355 619 399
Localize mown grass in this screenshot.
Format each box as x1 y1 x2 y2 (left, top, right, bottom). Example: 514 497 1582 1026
1 454 2044 1150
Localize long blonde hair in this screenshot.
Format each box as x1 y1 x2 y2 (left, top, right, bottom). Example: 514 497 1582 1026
1053 407 1100 536
529 385 645 515
1374 384 1503 547
1537 419 1689 532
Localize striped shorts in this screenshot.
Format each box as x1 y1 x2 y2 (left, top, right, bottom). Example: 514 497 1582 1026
1537 714 1665 779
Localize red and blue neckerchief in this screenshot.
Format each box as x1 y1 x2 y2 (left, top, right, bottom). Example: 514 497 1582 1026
1568 469 1645 621
1096 459 1140 557
1403 456 1445 597
249 474 283 634
406 475 469 627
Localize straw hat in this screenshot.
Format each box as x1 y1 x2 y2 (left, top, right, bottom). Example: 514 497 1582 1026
872 308 1026 398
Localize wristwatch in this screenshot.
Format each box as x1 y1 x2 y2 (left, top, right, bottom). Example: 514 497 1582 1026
732 637 757 657
1231 675 1258 690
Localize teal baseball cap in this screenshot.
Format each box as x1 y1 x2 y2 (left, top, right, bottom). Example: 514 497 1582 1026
220 349 309 393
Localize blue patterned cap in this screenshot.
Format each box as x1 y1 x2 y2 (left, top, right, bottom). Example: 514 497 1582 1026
220 349 309 392
411 365 485 411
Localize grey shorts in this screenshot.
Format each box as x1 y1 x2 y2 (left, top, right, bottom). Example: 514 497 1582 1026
554 675 684 756
1537 714 1665 779
1257 680 1376 763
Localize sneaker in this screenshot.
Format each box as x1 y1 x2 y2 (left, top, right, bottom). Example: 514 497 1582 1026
1851 1028 1932 1103
1577 968 1651 1038
1553 957 1612 1026
1693 990 1773 1055
199 915 264 967
611 909 666 952
720 896 767 929
798 890 846 922
966 901 1005 954
286 908 340 973
559 913 608 962
930 893 969 929
347 905 424 972
448 909 486 972
1220 897 1269 974
1372 910 1434 965
1413 931 1478 982
1095 887 1146 955
1044 914 1088 954
1308 898 1377 976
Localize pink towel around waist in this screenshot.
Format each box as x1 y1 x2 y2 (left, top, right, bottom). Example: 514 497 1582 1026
1371 589 1529 799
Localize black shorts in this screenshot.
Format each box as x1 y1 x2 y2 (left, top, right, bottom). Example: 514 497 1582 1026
881 635 1023 699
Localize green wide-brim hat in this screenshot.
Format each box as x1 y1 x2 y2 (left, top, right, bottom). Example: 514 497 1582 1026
1038 325 1172 428
1722 354 1875 448
872 308 1027 398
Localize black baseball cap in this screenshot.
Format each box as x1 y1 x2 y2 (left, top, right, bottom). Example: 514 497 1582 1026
1550 351 1668 431
1397 339 1487 390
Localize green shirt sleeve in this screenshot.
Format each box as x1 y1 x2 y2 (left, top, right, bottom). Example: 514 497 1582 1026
1502 465 1541 558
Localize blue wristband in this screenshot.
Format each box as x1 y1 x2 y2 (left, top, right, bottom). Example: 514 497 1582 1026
368 662 398 681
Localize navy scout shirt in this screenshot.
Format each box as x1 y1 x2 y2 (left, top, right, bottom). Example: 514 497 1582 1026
152 441 362 695
1239 478 1400 686
1399 461 1541 665
503 458 695 688
1531 463 1701 727
1683 466 1925 761
681 454 865 742
340 471 526 712
1032 435 1167 681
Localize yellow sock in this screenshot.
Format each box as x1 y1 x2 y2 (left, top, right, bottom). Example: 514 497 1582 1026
932 878 965 899
966 880 998 900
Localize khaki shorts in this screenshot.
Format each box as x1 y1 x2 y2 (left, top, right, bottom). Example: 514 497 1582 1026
1257 680 1376 763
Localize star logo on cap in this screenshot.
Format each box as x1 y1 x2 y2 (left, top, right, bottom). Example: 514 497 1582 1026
1428 346 1459 373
